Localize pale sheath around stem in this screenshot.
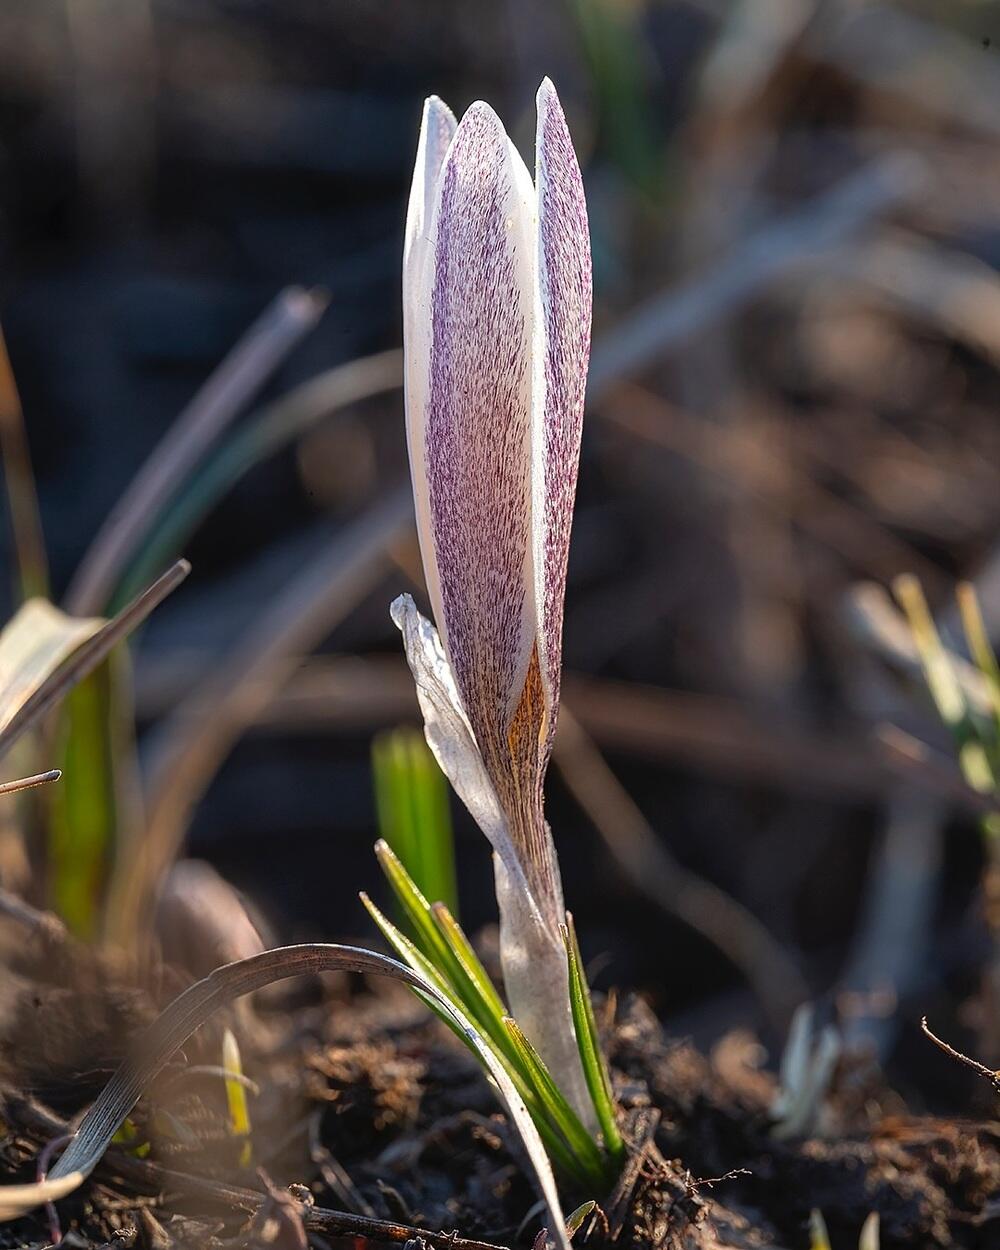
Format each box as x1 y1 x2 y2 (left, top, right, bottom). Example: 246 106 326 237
394 78 594 1127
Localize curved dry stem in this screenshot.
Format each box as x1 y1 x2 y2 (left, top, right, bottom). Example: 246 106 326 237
0 943 569 1250
106 492 411 951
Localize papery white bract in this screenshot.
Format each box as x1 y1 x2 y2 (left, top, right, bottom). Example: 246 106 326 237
396 79 593 1126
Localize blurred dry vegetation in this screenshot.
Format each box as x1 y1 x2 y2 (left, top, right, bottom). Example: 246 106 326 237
3 0 1000 1113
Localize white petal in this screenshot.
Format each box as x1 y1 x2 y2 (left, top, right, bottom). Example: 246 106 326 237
494 853 598 1133
403 96 457 655
390 594 534 904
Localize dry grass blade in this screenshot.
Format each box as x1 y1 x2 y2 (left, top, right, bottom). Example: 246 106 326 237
848 582 993 717
588 154 922 395
0 769 61 797
0 560 189 760
1 944 570 1250
0 885 69 943
554 708 806 1027
0 327 49 600
66 287 328 616
0 602 103 733
117 348 403 604
875 725 1000 821
107 492 410 948
0 1173 85 1222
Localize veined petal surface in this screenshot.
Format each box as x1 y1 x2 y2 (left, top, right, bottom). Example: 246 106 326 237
533 78 592 756
426 102 538 745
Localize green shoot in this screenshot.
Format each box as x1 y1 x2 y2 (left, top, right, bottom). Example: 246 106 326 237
48 665 116 939
562 915 624 1165
565 1200 597 1238
373 841 484 1025
958 583 1000 736
893 574 969 733
366 843 622 1191
810 1209 879 1250
501 1017 608 1179
431 901 507 1020
361 889 593 1187
221 1028 252 1167
111 1118 150 1159
896 576 1000 840
809 1210 832 1250
372 728 458 916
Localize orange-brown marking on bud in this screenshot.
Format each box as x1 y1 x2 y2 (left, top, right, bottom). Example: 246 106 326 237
507 642 547 764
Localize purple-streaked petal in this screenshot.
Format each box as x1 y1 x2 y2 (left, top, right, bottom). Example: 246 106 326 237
533 78 592 753
426 101 540 768
404 96 457 645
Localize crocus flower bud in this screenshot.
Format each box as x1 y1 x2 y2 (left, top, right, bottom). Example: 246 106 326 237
394 79 593 1125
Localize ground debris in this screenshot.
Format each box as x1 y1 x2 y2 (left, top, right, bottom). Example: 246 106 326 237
2 968 999 1248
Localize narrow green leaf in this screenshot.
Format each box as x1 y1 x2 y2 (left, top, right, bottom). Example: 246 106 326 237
48 663 116 938
431 901 506 1020
360 891 454 999
372 728 457 918
405 731 457 914
502 1016 608 1184
374 839 489 1030
361 892 591 1188
894 574 967 730
562 914 624 1165
372 733 418 926
370 858 523 1067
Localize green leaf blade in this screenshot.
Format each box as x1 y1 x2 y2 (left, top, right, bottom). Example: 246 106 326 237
562 915 624 1166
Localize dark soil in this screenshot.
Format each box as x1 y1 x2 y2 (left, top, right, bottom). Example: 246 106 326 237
1 924 996 1250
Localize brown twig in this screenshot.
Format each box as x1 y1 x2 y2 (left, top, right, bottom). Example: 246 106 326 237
0 769 61 797
920 1016 1000 1093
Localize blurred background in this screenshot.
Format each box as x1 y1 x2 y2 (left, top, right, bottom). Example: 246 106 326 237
3 0 1000 1106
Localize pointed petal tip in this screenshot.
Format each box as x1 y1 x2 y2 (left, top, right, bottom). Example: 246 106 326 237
389 593 413 630
457 98 509 141
423 94 457 126
536 77 566 120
